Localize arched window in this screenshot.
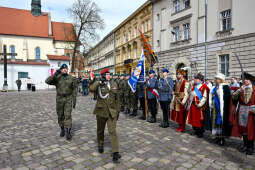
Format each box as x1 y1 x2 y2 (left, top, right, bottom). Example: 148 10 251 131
35 47 40 60
10 45 15 59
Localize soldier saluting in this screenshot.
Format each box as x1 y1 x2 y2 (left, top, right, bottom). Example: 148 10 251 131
89 68 121 164
45 64 77 140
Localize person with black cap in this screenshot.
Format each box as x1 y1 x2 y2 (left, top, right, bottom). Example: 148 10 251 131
158 68 174 128
146 70 159 123
186 73 209 137
232 72 255 155
45 64 77 140
89 68 121 163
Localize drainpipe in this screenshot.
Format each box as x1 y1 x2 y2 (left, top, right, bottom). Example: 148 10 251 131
204 0 208 79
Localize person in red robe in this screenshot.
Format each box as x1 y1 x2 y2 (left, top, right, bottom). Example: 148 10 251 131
232 72 255 155
170 69 189 132
186 73 209 138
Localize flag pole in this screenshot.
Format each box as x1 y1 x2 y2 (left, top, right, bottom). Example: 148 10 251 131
144 53 148 120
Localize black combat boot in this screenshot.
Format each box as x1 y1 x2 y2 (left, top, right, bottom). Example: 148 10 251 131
196 128 204 138
98 146 104 154
130 110 137 117
148 116 156 123
240 135 248 153
120 106 124 112
112 152 121 164
247 141 254 155
60 126 65 137
66 128 72 140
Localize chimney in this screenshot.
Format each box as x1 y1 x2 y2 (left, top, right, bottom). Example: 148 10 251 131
48 12 52 36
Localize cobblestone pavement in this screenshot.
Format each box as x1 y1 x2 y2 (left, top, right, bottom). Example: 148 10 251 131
0 91 255 170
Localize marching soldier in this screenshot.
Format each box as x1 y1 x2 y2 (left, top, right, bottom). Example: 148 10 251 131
170 69 189 132
209 73 231 146
232 72 255 155
45 64 77 140
137 81 146 120
89 68 121 163
186 73 209 137
146 70 158 123
158 68 174 128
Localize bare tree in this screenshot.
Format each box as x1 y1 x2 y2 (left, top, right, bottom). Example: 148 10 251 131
68 0 104 73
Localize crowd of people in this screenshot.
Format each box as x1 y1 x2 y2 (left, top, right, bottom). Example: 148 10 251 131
102 68 255 156
45 64 255 164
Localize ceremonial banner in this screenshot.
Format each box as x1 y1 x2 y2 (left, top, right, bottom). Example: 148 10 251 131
128 51 145 93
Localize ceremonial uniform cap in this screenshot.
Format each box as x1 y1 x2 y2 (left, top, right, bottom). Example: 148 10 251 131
162 68 169 73
215 73 226 81
177 69 186 76
194 73 204 81
149 70 155 74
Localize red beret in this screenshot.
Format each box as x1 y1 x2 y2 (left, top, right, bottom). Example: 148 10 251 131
100 68 110 75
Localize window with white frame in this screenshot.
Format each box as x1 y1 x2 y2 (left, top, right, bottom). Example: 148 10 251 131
221 9 231 31
173 26 180 41
10 45 15 59
157 13 160 21
219 54 229 76
173 0 180 13
183 23 190 40
184 0 190 8
35 47 40 60
157 40 160 47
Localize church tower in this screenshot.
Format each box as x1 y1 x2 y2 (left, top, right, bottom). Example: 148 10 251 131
31 0 41 17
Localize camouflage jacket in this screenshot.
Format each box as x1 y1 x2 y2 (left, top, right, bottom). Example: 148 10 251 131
45 74 77 100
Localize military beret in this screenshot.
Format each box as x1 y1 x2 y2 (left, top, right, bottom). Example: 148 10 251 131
162 68 169 73
60 64 68 70
149 70 155 74
100 68 110 75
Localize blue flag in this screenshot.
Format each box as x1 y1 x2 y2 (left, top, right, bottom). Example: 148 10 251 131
128 51 145 93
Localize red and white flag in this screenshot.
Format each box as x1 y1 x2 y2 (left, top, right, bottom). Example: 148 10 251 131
90 69 95 79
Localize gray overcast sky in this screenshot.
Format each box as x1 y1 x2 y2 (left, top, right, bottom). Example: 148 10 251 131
1 0 147 43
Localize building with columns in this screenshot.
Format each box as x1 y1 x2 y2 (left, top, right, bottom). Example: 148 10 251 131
114 0 152 74
0 6 78 90
152 0 255 80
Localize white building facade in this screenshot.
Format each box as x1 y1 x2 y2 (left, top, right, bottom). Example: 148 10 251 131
152 0 255 80
0 7 76 90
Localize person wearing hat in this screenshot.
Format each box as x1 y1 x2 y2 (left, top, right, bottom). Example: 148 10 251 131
186 73 209 137
119 73 126 112
45 64 77 140
209 73 231 146
89 68 121 163
170 69 189 132
158 68 174 128
146 70 159 123
231 72 255 155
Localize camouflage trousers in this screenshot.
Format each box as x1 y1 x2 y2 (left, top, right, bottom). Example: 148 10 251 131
124 92 138 110
119 92 125 109
56 95 73 128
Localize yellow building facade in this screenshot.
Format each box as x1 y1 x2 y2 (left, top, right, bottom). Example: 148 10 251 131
114 1 152 74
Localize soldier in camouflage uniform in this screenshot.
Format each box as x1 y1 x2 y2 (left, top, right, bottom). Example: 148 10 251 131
123 74 131 115
119 74 126 112
129 86 138 117
45 64 77 140
89 68 121 163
